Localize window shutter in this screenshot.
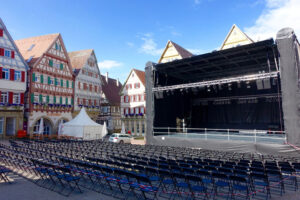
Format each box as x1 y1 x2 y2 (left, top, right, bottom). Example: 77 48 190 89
20 93 24 104
60 96 62 104
0 67 2 79
0 48 4 56
71 98 74 105
94 99 96 106
65 97 68 105
0 29 3 37
53 96 56 103
11 51 15 59
60 63 63 70
48 76 51 85
54 77 57 86
39 94 42 103
8 92 12 104
66 80 69 88
61 79 63 87
40 74 44 83
46 95 49 103
83 98 86 105
49 59 53 67
21 71 25 82
31 93 34 103
10 69 14 80
32 73 35 82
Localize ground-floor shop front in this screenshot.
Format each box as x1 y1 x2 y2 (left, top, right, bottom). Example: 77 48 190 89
0 110 24 138
26 111 72 136
122 117 146 136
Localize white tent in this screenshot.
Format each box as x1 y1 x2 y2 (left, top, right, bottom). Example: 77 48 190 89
61 107 107 140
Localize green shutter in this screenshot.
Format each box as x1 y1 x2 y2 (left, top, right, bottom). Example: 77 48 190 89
49 59 53 67
60 96 62 104
65 97 68 105
32 73 35 82
60 63 63 70
53 96 56 103
46 95 49 103
55 43 58 50
40 74 44 83
54 78 57 86
48 76 51 85
39 94 42 103
61 79 63 87
66 80 69 88
31 93 34 103
71 98 74 105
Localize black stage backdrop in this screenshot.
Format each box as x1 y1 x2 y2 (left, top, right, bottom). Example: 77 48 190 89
154 80 283 131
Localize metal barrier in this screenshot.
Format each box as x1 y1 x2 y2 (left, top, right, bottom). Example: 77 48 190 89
153 127 286 144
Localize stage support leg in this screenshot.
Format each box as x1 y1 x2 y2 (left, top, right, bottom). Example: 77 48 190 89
145 62 156 144
276 28 300 146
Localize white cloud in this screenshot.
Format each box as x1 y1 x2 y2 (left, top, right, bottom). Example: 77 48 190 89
126 42 134 47
194 0 201 4
98 60 123 69
245 0 300 41
139 34 164 56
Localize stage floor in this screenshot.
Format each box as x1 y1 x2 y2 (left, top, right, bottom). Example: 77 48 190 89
155 131 286 144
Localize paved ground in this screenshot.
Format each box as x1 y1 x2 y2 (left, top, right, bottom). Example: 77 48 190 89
1 172 299 200
0 174 115 200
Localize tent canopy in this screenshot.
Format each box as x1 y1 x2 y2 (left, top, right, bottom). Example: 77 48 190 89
61 107 106 140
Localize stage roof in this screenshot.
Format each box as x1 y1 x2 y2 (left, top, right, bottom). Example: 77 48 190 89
155 39 279 83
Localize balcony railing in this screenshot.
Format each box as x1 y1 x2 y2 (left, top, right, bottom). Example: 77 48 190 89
153 127 286 144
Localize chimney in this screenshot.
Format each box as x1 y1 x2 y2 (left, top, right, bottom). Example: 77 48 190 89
105 72 108 82
116 78 119 86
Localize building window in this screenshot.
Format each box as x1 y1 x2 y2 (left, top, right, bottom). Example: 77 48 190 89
140 107 145 114
137 122 139 133
125 96 129 103
13 93 20 104
125 108 129 114
34 95 39 103
142 123 145 133
0 117 3 134
2 68 9 80
1 92 8 103
135 107 139 114
131 121 134 132
134 83 140 89
14 71 21 81
130 108 134 114
4 50 11 57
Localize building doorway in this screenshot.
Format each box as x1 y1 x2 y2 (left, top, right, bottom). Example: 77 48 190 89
6 117 16 136
33 118 53 135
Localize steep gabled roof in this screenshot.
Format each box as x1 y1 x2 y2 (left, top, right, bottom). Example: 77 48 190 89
158 40 193 63
220 24 254 50
68 49 94 69
0 18 28 69
133 69 145 86
120 68 145 94
101 75 122 106
15 33 59 66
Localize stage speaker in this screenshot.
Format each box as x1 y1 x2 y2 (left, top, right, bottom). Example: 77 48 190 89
256 79 264 90
263 78 271 89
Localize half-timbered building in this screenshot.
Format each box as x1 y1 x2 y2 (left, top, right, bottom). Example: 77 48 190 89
0 18 28 138
99 73 122 133
120 69 146 135
15 33 74 135
68 49 102 121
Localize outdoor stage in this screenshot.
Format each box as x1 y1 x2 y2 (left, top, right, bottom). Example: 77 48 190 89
145 28 300 155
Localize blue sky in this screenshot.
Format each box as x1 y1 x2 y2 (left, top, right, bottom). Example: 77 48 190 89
1 0 299 82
